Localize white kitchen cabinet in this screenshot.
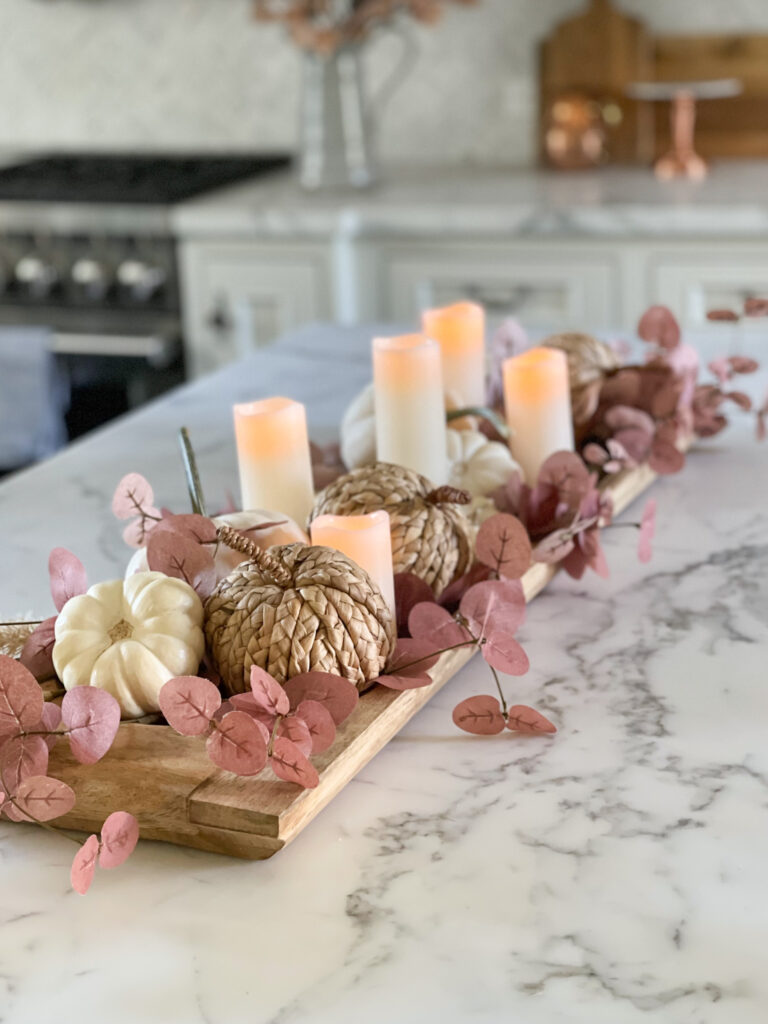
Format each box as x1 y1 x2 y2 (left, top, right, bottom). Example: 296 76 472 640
372 242 622 331
179 241 333 378
647 245 768 327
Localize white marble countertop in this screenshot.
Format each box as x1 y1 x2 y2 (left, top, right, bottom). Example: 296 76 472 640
173 160 768 240
2 324 768 1024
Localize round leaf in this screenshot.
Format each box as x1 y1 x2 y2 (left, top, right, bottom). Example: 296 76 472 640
481 633 530 676
71 835 99 895
112 473 154 519
99 811 140 869
158 676 221 736
0 655 44 737
12 775 76 822
61 687 121 764
638 305 681 350
394 573 435 636
48 548 88 613
249 666 290 716
146 531 216 598
0 735 49 795
294 700 336 754
459 578 526 639
408 603 472 648
19 616 57 680
452 695 506 735
270 737 320 789
284 673 359 726
507 705 557 735
475 514 532 579
276 714 312 757
207 711 268 776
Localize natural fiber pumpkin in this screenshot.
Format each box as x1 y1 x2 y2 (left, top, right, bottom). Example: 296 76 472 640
204 527 396 693
543 332 620 426
310 462 475 594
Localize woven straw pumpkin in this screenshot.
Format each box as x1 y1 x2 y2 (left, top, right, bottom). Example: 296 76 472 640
310 462 475 595
204 527 396 693
543 332 620 426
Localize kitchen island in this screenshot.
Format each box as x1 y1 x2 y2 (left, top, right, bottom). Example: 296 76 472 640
1 324 767 1024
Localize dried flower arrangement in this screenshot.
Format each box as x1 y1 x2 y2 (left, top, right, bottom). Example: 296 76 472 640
0 303 763 892
254 0 477 53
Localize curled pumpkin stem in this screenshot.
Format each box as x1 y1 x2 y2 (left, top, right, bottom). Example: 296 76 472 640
426 485 471 506
216 525 292 587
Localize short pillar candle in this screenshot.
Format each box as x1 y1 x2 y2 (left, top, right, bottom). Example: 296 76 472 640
422 301 486 407
502 347 574 485
233 396 315 526
372 333 447 484
310 510 396 622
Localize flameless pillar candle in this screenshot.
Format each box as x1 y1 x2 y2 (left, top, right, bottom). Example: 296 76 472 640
422 301 486 407
233 396 315 526
502 347 574 485
372 333 447 484
310 510 396 622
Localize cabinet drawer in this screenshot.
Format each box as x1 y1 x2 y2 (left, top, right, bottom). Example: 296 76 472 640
376 244 620 331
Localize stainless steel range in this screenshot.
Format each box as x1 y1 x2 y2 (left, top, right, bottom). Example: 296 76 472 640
0 153 289 439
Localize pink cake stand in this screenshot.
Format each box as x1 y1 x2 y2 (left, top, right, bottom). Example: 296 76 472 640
627 78 742 181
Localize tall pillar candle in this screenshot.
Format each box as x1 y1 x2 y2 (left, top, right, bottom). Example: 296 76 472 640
310 510 396 622
372 333 447 484
422 301 486 407
502 347 574 485
233 396 315 526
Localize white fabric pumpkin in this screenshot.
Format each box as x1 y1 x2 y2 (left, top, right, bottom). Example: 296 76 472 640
53 572 205 718
447 429 521 497
125 510 308 581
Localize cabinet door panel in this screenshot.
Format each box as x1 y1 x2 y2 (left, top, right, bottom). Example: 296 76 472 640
649 249 768 327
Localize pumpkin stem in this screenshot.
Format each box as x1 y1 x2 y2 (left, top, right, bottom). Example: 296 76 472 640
446 406 510 441
108 619 134 643
217 524 292 587
178 427 207 517
425 485 471 506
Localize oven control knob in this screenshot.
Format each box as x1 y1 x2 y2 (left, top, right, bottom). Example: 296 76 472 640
71 256 109 300
116 259 166 302
15 255 59 298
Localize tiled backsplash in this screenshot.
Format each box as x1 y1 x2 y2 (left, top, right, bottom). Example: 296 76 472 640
2 0 768 165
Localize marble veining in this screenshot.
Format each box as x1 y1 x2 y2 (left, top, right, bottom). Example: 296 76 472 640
0 324 767 1023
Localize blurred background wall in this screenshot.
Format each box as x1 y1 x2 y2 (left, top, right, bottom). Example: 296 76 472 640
4 0 768 166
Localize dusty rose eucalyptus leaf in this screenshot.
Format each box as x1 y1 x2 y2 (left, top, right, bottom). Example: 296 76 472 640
725 390 752 412
294 700 336 754
0 735 49 794
249 666 290 716
638 305 681 350
452 695 506 735
729 355 759 374
475 514 532 580
507 705 557 735
638 498 656 564
0 655 44 737
376 671 433 690
707 308 739 322
61 687 121 764
270 737 320 789
583 442 609 467
207 711 268 776
228 693 275 737
71 835 99 895
408 603 472 648
284 673 359 726
18 616 57 681
48 548 88 613
532 528 576 565
152 513 218 545
12 775 76 821
459 578 526 639
708 357 731 384
276 714 312 757
40 701 62 750
99 811 139 869
122 513 161 549
537 451 592 510
438 562 493 611
158 676 221 736
481 633 530 676
648 437 685 475
112 473 154 519
386 639 441 676
146 530 216 598
394 572 435 636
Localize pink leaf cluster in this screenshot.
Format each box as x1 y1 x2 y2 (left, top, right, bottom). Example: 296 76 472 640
71 811 140 894
159 667 358 789
452 696 556 737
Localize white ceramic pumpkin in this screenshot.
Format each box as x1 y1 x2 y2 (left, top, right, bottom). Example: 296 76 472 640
340 383 377 471
446 429 521 497
125 510 308 581
53 572 205 718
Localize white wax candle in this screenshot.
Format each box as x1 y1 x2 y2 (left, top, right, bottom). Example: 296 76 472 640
310 510 396 622
372 333 447 484
502 347 574 485
233 396 315 526
422 301 486 407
